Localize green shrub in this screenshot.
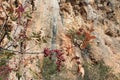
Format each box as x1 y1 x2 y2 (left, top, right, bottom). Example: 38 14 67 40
42 57 57 80
78 60 120 80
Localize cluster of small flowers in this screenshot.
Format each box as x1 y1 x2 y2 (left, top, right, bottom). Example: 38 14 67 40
44 48 65 71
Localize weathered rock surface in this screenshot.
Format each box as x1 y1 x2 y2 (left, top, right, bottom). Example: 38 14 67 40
0 0 120 80
59 0 120 74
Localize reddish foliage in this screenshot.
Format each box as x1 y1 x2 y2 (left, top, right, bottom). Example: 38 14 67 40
89 28 95 32
71 56 82 74
75 28 96 49
43 48 65 71
84 32 96 41
66 27 96 74
0 65 13 76
43 48 51 57
16 4 25 24
76 61 81 65
81 40 89 49
77 65 80 73
80 30 96 49
16 4 24 18
76 31 81 35
79 28 84 32
0 65 13 80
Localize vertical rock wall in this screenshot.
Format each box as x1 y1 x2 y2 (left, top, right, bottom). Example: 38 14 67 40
6 0 120 79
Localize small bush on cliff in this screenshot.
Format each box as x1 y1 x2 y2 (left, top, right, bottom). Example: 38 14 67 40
66 27 96 51
42 48 65 80
0 50 14 80
78 60 120 80
42 57 57 80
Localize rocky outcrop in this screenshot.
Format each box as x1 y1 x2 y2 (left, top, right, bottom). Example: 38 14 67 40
59 0 120 74
0 0 120 80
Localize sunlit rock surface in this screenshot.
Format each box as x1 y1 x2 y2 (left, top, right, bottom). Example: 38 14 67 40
5 0 120 79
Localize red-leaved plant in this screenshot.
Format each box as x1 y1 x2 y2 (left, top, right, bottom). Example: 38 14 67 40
43 48 65 71
79 28 96 49
66 27 96 75
15 3 25 24
67 27 96 49
0 65 13 79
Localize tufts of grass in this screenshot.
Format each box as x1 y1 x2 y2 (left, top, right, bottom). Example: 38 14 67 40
0 50 15 80
77 60 120 80
41 57 57 80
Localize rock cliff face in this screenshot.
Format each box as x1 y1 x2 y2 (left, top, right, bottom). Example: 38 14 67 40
59 0 120 73
0 0 120 80
58 0 120 79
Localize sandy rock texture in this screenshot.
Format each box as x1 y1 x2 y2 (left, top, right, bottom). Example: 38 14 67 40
0 0 120 80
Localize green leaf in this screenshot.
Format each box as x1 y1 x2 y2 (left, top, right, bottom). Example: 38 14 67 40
25 12 32 18
27 14 32 18
7 34 13 41
42 38 47 43
16 72 22 80
10 16 18 21
0 77 3 80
